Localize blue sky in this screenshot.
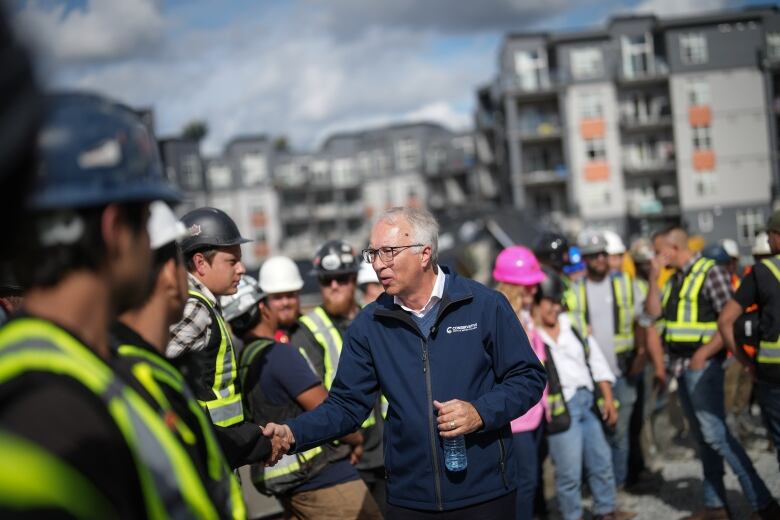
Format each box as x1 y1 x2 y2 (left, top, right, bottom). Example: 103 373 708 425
11 0 771 154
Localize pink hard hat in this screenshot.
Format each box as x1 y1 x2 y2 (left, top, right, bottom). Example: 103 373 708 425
493 246 547 286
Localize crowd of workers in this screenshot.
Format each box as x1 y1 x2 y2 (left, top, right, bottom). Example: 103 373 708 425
1 11 780 520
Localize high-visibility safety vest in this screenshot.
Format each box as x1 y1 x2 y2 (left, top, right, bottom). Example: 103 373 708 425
0 317 219 519
0 429 118 519
566 273 637 355
237 338 328 496
179 289 244 427
117 344 246 520
756 255 780 365
299 306 388 429
662 257 718 353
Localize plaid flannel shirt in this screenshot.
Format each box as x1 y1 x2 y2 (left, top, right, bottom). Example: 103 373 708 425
166 273 220 359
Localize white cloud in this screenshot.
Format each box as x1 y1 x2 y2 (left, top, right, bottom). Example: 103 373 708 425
15 0 165 63
633 0 732 17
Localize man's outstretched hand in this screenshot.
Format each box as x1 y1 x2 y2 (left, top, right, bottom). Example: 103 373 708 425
262 423 295 466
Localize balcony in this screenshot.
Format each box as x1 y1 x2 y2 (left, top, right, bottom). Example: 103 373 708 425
617 56 669 86
518 119 562 143
628 200 681 219
622 156 676 176
501 72 559 100
619 113 673 132
279 204 311 222
522 166 568 187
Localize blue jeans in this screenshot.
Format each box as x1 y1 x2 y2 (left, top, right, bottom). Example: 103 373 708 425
676 359 773 511
607 374 638 487
513 426 543 520
548 388 616 520
756 380 780 471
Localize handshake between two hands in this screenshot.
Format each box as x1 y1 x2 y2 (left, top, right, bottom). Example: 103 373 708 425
261 423 295 467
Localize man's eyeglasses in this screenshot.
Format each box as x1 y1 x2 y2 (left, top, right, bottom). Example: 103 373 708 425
361 244 423 264
318 273 355 286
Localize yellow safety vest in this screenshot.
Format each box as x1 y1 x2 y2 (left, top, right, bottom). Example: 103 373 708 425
189 289 244 427
757 255 780 364
566 274 636 355
117 344 246 520
662 257 718 348
299 307 388 428
0 317 219 519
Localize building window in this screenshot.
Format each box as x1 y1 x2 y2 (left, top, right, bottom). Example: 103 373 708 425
580 92 603 119
737 208 765 246
571 47 603 80
180 154 201 190
332 158 356 186
241 153 267 186
396 139 420 171
768 33 780 62
207 163 232 189
687 80 710 106
695 170 717 196
514 49 550 91
679 33 708 65
585 138 606 161
621 33 653 78
692 126 712 151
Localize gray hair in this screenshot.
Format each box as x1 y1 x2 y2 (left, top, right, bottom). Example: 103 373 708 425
376 206 439 264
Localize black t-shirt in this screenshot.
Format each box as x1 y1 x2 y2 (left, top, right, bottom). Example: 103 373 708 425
734 264 780 384
0 322 148 518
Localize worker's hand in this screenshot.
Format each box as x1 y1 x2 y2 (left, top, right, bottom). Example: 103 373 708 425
649 253 666 280
349 443 364 465
628 355 646 378
652 366 667 392
262 423 294 466
601 398 618 428
689 350 708 371
434 399 484 438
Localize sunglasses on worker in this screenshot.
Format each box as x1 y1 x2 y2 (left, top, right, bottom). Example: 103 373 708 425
318 273 355 286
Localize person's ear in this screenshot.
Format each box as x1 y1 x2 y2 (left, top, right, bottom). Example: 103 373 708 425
101 204 123 259
420 245 432 267
192 252 209 277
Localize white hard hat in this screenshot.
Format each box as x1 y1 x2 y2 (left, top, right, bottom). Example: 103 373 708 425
602 230 626 255
357 262 379 286
719 239 739 259
259 256 304 294
752 232 771 256
221 275 264 322
148 201 187 250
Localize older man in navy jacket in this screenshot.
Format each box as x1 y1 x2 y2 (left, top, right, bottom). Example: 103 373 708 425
265 207 546 518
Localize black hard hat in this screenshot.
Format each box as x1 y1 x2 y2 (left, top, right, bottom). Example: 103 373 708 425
30 92 181 210
180 207 251 256
535 268 566 305
533 231 570 271
311 240 359 276
702 244 730 266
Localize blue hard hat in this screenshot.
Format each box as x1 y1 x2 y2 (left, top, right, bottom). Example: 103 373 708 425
701 244 730 265
29 92 181 210
563 246 585 274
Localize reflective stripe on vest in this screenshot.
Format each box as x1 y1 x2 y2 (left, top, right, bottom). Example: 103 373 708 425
663 258 717 345
189 289 244 427
256 446 325 482
0 429 117 519
118 345 246 520
758 256 780 364
567 274 635 354
546 392 566 417
299 307 385 428
0 318 219 520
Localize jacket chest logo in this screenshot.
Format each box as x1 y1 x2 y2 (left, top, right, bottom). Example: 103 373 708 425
446 323 478 334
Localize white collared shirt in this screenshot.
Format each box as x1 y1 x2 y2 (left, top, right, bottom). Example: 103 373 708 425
537 313 616 402
394 266 445 318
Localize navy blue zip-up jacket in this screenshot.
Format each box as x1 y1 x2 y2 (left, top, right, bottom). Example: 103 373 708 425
287 269 546 511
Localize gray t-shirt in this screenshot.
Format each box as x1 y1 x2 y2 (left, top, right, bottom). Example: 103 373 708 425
585 275 645 377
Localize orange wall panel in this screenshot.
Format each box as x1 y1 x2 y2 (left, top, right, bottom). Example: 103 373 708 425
688 106 711 127
580 118 605 139
693 150 715 171
584 161 610 182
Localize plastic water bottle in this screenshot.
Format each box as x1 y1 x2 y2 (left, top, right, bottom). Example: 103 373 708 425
443 435 467 471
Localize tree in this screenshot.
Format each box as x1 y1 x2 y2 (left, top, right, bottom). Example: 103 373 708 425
182 120 208 142
273 136 289 152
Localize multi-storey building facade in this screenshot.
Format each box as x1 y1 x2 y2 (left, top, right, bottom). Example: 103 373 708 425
485 6 780 252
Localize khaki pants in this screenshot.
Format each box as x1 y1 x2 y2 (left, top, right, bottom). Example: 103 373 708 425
281 479 383 520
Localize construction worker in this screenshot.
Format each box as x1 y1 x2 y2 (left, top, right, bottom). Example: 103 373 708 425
0 92 215 517
719 209 780 475
567 230 650 493
167 207 278 468
257 255 305 344
290 240 387 514
358 261 384 305
112 201 246 519
532 231 570 276
653 226 777 520
223 275 381 519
